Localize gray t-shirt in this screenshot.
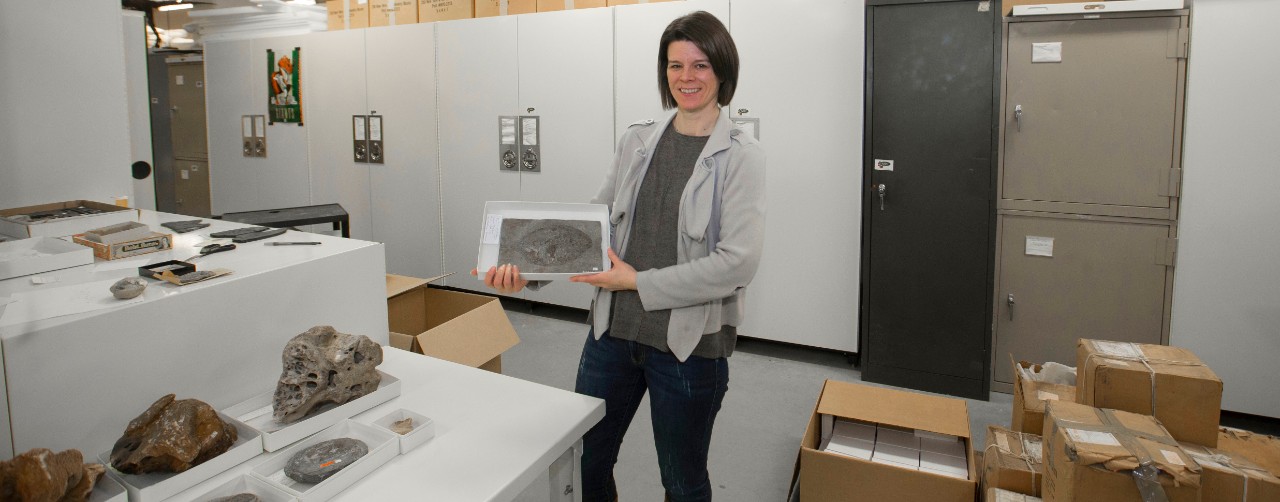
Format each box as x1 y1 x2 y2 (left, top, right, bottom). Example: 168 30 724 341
609 124 737 359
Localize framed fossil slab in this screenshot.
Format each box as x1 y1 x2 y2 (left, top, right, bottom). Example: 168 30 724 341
477 202 611 280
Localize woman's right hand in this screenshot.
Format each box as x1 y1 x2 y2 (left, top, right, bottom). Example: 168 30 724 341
470 264 529 295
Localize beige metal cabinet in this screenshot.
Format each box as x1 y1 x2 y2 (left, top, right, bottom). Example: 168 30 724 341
168 62 210 161
1001 14 1188 220
172 159 212 217
993 213 1175 383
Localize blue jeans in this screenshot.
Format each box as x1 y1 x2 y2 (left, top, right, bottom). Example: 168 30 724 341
576 331 729 502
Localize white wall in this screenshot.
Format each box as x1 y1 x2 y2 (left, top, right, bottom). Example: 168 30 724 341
1171 0 1280 418
123 11 157 210
0 0 132 208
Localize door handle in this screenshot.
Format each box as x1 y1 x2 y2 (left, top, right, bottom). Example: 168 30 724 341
1007 293 1015 321
877 184 886 211
1014 105 1023 132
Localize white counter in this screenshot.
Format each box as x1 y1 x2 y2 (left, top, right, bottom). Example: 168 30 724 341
0 210 388 458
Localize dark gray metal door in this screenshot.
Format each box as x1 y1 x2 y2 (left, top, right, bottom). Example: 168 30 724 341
861 0 998 400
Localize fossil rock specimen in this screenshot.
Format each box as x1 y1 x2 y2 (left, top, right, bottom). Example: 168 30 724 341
497 219 602 274
109 394 238 474
109 277 147 299
272 326 383 424
208 494 261 502
283 438 369 483
390 418 414 435
0 448 104 502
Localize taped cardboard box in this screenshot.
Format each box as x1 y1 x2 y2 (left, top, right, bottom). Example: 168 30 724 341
791 379 977 502
1043 401 1200 502
326 0 370 30
1012 358 1077 436
1076 339 1222 446
1216 427 1280 478
983 426 1044 498
474 0 536 18
987 487 1042 502
370 0 418 26
418 0 472 22
72 222 173 260
386 274 519 373
0 200 138 239
1178 441 1280 502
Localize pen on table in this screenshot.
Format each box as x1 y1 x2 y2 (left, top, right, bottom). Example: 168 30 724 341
265 242 322 246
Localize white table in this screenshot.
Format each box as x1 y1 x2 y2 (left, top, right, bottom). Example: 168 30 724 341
0 210 388 458
178 348 606 502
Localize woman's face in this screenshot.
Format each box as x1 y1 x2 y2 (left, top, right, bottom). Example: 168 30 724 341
666 41 720 115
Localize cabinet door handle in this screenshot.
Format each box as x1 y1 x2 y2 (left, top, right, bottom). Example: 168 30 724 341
1007 293 1016 321
1014 105 1023 132
877 184 886 211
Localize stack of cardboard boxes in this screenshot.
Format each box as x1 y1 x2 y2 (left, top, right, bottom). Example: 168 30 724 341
327 0 679 30
989 339 1280 502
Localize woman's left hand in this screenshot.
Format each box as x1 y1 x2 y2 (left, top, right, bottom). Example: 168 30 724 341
570 248 637 291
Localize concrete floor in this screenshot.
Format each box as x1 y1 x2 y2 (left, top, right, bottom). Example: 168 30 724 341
499 304 1013 501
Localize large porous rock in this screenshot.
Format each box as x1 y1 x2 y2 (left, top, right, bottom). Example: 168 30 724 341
283 438 369 483
0 448 105 502
109 394 238 474
272 326 383 424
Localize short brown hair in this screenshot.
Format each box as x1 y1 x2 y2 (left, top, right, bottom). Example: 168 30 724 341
658 11 739 110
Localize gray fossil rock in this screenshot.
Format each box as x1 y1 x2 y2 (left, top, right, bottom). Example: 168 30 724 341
110 277 147 300
283 438 369 484
497 219 602 274
272 326 383 424
109 394 238 474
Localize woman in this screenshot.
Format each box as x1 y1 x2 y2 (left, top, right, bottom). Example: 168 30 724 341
477 11 764 501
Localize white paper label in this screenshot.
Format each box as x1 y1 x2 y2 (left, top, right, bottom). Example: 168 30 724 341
500 117 517 144
996 432 1011 452
995 491 1022 502
243 117 253 135
977 1 990 12
1161 449 1186 466
1036 390 1060 401
354 116 366 141
1093 340 1144 359
1066 429 1121 447
482 214 504 245
733 119 757 139
369 117 382 141
522 117 538 146
874 159 894 171
1024 438 1044 461
1032 42 1063 63
254 116 266 137
181 170 189 180
30 276 56 285
175 75 185 85
1025 236 1054 257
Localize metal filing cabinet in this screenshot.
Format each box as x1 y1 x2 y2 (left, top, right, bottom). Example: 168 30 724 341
165 59 213 217
992 10 1189 388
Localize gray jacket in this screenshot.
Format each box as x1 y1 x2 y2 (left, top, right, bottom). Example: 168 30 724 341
589 109 766 361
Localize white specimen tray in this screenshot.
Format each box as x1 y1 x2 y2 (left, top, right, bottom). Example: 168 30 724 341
0 236 93 280
1013 0 1184 16
250 420 397 502
476 201 611 281
370 408 435 454
189 473 295 502
224 370 401 452
98 412 264 502
89 472 127 502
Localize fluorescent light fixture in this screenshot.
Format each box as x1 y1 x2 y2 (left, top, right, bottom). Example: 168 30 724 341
158 3 194 11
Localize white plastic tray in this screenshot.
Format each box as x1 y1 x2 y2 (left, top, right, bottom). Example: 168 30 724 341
99 412 264 502
188 473 295 502
1013 0 1184 16
370 408 435 454
0 237 93 280
89 472 127 502
224 370 401 452
476 201 611 280
250 420 397 502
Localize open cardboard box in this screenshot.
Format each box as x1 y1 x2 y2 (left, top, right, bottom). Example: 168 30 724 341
386 274 520 373
0 200 139 239
791 379 977 502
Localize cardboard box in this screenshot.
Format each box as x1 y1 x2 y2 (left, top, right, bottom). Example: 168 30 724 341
72 230 172 261
1002 0 1086 16
1077 339 1222 446
536 0 605 12
793 379 976 502
326 0 370 30
474 0 536 17
1179 441 1280 502
1012 359 1078 436
370 0 418 26
607 0 678 6
1042 401 1200 502
0 200 138 239
982 426 1044 498
987 488 1043 502
418 0 473 22
386 274 519 373
1216 427 1280 479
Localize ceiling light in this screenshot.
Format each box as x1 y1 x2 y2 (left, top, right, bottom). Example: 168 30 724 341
158 3 194 11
